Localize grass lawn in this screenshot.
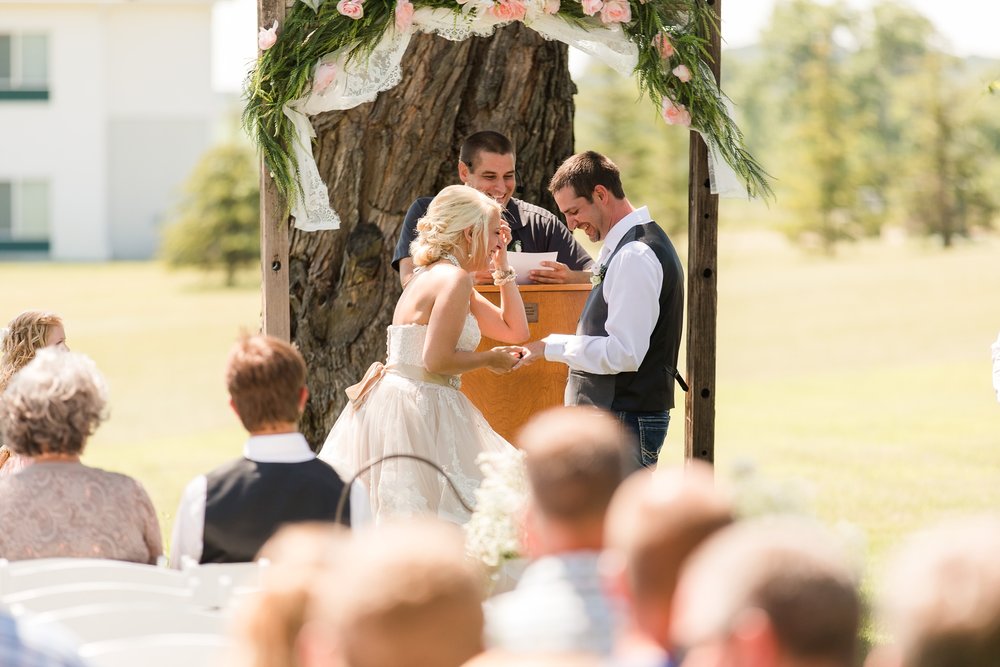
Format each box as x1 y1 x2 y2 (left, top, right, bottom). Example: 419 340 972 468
2 233 999 581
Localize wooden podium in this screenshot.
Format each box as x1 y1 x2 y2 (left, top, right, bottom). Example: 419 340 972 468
461 283 592 443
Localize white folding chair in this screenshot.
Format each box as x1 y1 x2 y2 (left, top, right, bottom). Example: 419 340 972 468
0 558 185 596
183 560 266 608
4 583 200 616
79 634 231 667
22 602 228 644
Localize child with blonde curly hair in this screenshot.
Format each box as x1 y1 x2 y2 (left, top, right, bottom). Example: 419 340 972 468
0 310 68 476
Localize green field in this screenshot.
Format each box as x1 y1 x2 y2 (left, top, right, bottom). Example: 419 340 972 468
2 233 999 577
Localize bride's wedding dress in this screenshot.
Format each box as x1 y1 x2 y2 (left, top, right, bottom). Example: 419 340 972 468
319 312 515 524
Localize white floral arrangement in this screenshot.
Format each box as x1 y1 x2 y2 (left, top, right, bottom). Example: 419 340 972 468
465 449 528 571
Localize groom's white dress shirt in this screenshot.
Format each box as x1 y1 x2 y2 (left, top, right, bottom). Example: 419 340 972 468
542 206 664 375
169 432 371 568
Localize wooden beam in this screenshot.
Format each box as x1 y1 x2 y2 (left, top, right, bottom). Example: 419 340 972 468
258 0 291 341
684 0 721 464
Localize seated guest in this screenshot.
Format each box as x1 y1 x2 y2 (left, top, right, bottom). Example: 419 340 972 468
0 309 68 477
170 334 367 567
1 609 88 667
603 464 733 666
0 349 162 563
670 518 861 667
868 515 1000 667
227 523 350 667
298 519 485 667
485 406 636 657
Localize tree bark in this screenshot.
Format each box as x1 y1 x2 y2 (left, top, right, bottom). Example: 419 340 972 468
290 25 576 447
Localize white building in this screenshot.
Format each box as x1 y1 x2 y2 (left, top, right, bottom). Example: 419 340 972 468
0 0 232 260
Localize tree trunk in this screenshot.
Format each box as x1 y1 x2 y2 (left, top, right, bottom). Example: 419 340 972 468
290 25 576 447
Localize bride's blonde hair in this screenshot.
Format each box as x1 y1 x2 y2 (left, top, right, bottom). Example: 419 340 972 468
410 185 501 270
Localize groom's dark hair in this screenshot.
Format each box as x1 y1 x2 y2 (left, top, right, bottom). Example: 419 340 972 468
549 150 626 201
459 131 515 169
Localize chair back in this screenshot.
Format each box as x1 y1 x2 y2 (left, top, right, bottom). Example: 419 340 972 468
22 602 228 644
79 633 231 667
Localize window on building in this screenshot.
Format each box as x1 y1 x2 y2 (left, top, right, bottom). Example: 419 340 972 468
0 180 50 251
0 33 49 101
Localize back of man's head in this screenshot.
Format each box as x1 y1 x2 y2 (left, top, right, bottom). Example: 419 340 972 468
671 518 861 667
303 519 485 667
874 515 1000 667
226 334 307 432
517 406 635 545
604 464 733 646
460 131 515 169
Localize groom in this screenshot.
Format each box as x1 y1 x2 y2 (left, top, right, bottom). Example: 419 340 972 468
521 151 685 468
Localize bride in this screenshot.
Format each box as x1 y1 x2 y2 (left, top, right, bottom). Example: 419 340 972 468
319 184 530 524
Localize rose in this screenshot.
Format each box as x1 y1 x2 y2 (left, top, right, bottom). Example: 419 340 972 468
395 0 415 30
543 0 560 13
652 33 674 59
580 0 603 16
672 64 692 83
661 98 692 127
257 21 278 51
337 0 364 19
489 0 527 21
599 0 631 24
312 62 338 94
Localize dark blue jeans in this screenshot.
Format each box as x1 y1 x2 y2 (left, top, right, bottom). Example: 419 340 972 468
616 410 670 468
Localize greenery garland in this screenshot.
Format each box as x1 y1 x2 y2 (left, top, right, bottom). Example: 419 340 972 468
243 0 773 211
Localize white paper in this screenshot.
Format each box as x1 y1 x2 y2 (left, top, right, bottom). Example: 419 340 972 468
506 251 558 285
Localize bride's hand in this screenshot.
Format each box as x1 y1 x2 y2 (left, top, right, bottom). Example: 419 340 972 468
486 346 524 374
492 220 512 268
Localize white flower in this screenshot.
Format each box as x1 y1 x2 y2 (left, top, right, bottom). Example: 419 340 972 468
465 450 528 570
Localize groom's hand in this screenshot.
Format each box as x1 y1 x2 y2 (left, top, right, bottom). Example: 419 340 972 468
515 341 546 368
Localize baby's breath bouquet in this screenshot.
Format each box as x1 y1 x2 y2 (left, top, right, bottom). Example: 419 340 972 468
465 450 528 572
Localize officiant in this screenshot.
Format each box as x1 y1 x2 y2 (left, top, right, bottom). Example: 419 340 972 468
392 130 594 286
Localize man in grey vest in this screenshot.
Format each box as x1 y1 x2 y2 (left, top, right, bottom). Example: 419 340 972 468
521 151 684 468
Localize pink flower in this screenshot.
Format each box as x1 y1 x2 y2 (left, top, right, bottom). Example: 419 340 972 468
312 62 338 93
672 64 692 82
395 0 415 30
599 0 630 23
337 0 364 20
258 21 278 51
581 0 603 16
661 98 691 127
489 0 527 21
543 0 560 13
652 33 674 58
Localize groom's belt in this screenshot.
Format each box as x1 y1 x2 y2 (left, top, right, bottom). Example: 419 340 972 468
345 362 457 407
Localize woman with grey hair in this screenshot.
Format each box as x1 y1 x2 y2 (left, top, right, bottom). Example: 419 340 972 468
0 349 162 563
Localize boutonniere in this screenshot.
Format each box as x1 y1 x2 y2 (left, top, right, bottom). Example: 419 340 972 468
590 263 608 286
508 240 522 253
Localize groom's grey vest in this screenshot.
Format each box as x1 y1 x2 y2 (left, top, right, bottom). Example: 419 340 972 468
566 221 684 412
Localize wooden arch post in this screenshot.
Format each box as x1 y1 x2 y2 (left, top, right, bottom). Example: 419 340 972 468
259 0 291 342
684 0 721 464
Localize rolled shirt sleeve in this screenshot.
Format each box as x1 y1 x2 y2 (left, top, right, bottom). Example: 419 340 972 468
543 241 662 375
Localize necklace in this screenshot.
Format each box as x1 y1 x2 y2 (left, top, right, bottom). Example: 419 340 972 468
441 253 460 267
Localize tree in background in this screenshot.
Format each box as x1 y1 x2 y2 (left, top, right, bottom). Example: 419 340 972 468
575 62 688 235
161 144 260 286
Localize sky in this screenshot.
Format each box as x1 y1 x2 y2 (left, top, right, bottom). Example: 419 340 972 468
212 0 1000 91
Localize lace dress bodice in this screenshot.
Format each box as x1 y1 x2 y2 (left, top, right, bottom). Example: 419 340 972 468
386 314 480 389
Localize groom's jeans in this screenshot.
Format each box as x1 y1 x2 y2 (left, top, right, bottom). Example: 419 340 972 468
616 410 670 468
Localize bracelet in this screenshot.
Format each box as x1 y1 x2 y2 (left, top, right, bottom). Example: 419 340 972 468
492 266 517 286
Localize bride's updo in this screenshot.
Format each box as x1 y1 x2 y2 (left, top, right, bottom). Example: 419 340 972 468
410 185 502 270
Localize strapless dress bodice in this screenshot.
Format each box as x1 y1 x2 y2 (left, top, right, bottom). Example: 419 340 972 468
385 314 480 389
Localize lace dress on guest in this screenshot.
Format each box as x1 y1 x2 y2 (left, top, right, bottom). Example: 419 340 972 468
0 462 163 563
319 313 515 524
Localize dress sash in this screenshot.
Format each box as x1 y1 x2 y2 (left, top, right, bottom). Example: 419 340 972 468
345 361 456 407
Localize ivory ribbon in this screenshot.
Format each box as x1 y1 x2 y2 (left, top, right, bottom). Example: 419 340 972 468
344 362 456 407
